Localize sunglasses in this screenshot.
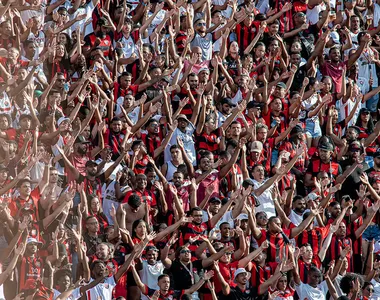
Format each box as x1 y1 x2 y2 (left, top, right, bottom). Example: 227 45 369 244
361 111 370 115
197 23 206 27
180 250 191 254
367 288 374 292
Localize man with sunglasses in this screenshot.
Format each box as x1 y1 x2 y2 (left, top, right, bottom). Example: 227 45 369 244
131 262 214 300
161 241 234 300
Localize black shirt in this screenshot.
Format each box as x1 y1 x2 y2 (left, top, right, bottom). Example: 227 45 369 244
339 159 369 199
83 232 107 256
165 259 204 290
222 286 258 300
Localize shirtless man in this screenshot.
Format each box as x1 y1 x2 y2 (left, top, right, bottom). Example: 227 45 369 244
117 194 147 233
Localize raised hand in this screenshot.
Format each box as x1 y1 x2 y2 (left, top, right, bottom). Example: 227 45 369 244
110 203 117 218
146 231 157 241
260 240 269 249
330 222 339 233
268 291 281 300
188 235 200 244
203 270 214 281
360 173 369 185
167 233 178 246
356 184 367 199
341 245 351 258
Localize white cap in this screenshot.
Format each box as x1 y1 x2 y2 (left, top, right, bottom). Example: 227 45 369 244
233 268 251 282
26 237 42 245
57 117 70 126
251 141 263 153
237 213 249 221
330 31 340 44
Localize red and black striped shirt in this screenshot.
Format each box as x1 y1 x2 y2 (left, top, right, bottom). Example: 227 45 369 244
295 226 330 257
235 21 260 53
325 236 353 272
257 229 291 262
298 257 322 283
250 261 277 291
141 133 162 158
19 256 43 291
180 222 209 256
195 131 219 155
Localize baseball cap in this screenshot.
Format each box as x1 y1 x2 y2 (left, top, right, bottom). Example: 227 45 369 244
237 213 249 220
348 126 361 135
85 160 98 167
234 268 251 282
27 237 42 245
209 197 222 204
57 117 70 126
318 142 334 151
198 67 210 74
276 82 287 89
220 98 237 107
247 101 263 109
360 107 370 114
251 141 263 153
75 135 91 144
177 114 190 123
330 31 340 44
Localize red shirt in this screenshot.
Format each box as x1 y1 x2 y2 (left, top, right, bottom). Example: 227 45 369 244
195 170 220 205
113 82 139 100
214 261 239 293
258 229 292 262
320 61 347 94
19 256 43 291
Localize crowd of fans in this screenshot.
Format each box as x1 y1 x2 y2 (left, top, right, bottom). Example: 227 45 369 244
2 0 380 299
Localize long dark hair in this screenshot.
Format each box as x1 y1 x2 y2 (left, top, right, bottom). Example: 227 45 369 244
355 109 374 134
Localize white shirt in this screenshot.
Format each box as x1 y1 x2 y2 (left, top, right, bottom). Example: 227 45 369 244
288 210 304 226
85 276 116 300
53 288 81 300
71 1 95 36
336 96 363 129
253 179 276 218
140 261 165 300
165 125 196 166
358 48 378 87
256 0 270 14
374 4 380 27
26 30 45 59
147 10 166 36
306 3 325 25
102 180 121 225
20 3 46 25
217 111 229 128
371 278 380 299
117 35 137 59
295 281 328 300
